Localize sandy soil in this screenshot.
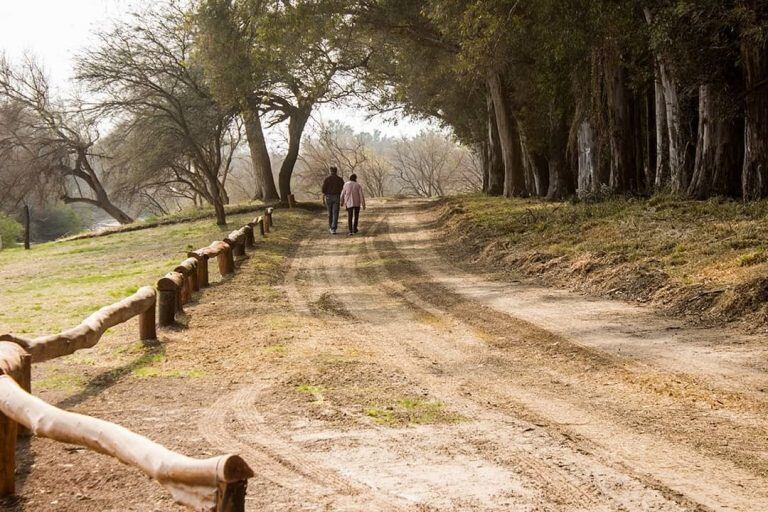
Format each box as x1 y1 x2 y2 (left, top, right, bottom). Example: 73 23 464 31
4 199 768 511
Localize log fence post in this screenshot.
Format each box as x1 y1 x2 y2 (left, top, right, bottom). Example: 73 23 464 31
16 353 31 437
218 245 235 276
157 272 184 326
0 407 16 496
139 296 157 342
217 480 248 512
189 252 210 288
243 225 255 249
257 217 265 236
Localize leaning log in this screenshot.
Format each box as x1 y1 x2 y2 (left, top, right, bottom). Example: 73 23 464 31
6 287 157 363
0 374 254 510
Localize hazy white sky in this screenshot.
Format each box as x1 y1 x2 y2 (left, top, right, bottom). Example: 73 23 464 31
0 0 432 142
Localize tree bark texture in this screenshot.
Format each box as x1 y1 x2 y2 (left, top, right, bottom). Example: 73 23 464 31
487 72 527 197
278 106 312 203
742 36 768 200
486 93 505 196
243 104 280 202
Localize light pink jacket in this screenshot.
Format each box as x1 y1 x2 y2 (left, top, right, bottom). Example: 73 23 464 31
340 181 366 209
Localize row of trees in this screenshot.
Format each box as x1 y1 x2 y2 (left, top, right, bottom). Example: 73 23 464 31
351 1 768 201
6 0 760 237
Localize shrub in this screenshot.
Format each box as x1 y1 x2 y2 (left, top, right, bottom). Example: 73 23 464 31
0 213 23 249
32 205 84 241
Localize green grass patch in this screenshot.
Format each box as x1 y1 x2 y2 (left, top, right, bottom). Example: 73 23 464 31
35 371 87 393
296 384 325 402
365 397 464 426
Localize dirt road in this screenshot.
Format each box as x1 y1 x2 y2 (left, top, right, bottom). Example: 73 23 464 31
195 199 768 511
8 199 768 511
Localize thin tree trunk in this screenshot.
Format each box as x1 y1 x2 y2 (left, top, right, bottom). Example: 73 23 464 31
278 106 311 203
486 93 505 196
659 62 693 194
243 104 280 202
742 36 768 200
205 171 227 226
605 57 633 194
577 119 597 197
23 204 30 250
487 72 526 197
546 112 572 200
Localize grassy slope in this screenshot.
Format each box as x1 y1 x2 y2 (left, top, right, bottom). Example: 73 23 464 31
0 208 310 336
440 194 768 330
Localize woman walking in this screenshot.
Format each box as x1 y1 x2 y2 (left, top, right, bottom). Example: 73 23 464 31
340 173 366 235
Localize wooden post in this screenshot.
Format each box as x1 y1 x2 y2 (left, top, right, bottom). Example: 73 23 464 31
258 217 265 236
157 290 176 326
16 353 31 437
217 246 235 276
22 204 30 251
157 273 184 327
189 252 209 288
139 299 157 341
0 409 16 496
217 480 248 512
263 213 270 234
243 225 255 249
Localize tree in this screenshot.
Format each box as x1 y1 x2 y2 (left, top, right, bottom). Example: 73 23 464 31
196 0 280 202
77 2 237 225
391 130 479 197
0 55 133 224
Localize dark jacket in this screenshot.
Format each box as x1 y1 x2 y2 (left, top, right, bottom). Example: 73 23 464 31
322 174 345 195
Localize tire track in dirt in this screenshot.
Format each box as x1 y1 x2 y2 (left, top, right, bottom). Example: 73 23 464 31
282 213 689 511
196 220 406 511
361 203 768 511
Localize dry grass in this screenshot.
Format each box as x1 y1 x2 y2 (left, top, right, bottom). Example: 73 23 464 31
440 194 768 329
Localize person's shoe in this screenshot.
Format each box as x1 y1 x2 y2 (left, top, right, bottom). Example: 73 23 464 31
329 228 334 234
348 232 354 236
354 228 359 233
332 229 337 235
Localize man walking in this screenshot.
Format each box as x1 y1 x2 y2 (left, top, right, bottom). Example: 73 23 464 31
322 166 344 234
340 173 366 236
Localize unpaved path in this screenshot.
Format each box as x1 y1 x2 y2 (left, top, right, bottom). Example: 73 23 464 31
241 199 768 511
8 199 768 511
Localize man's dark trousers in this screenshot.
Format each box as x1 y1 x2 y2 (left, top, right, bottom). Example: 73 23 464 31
347 206 360 234
326 194 340 231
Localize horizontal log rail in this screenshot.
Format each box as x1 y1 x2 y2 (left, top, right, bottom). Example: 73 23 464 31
3 286 157 363
0 349 254 510
0 207 276 509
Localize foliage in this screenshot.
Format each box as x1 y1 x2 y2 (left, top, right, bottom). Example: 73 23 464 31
0 212 22 248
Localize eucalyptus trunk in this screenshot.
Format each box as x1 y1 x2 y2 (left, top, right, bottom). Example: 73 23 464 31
486 93 505 196
689 85 743 199
741 36 768 200
487 72 526 197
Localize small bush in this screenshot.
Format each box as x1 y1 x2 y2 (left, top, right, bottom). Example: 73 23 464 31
32 205 84 241
0 213 23 249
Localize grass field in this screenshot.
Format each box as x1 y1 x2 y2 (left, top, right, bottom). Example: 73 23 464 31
0 208 311 336
441 195 768 328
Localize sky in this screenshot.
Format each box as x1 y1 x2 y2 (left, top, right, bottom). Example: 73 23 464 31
0 0 433 144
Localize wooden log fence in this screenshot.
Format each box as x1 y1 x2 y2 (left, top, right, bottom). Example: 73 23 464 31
0 207 277 509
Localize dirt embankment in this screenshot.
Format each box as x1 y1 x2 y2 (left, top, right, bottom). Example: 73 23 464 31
434 196 768 333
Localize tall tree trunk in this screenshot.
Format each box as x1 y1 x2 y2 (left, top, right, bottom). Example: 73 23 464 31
577 119 597 197
689 85 744 199
605 58 634 194
546 112 573 200
205 171 227 225
518 125 547 196
278 106 312 203
652 60 669 192
243 104 280 202
741 36 768 200
486 93 505 196
23 204 30 250
659 62 694 194
487 72 526 197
